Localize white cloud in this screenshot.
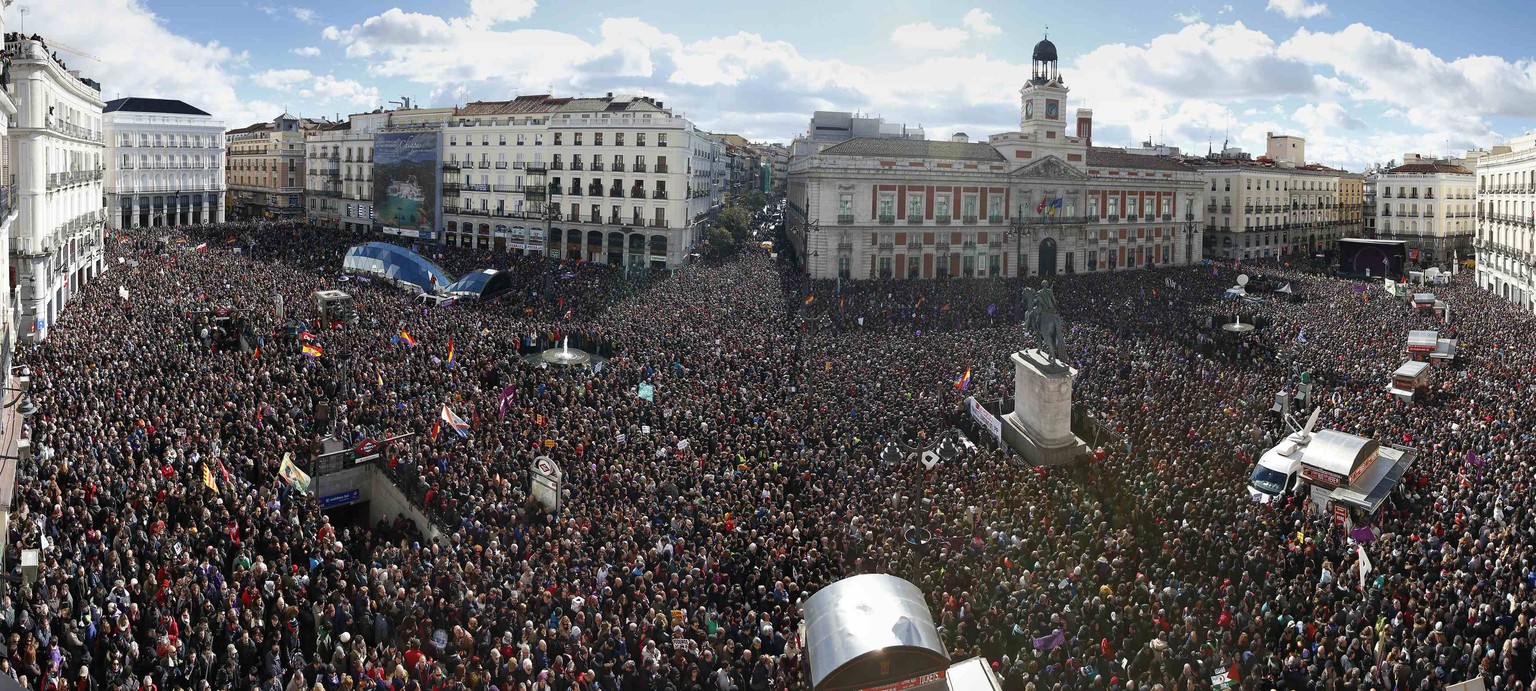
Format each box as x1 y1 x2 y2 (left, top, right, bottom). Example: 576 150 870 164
962 9 1001 37
1219 4 1234 13
251 68 314 91
1 0 271 128
890 22 970 51
467 0 537 26
300 75 380 108
1292 102 1364 131
1173 11 1202 24
291 46 322 57
1266 0 1329 20
291 7 318 24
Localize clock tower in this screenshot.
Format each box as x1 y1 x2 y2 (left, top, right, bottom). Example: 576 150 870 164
1020 34 1068 140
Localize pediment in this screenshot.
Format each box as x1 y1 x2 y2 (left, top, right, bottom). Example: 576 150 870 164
1011 155 1090 182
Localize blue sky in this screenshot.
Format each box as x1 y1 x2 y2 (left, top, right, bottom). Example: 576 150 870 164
10 0 1536 170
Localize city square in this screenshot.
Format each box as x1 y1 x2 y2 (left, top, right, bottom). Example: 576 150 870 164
0 2 1533 691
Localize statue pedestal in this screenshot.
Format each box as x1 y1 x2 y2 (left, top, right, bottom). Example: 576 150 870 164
1002 349 1087 466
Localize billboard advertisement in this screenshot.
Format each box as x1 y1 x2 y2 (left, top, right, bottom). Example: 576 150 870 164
373 132 440 237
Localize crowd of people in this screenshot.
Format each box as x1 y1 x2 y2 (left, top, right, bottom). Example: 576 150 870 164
1 219 1533 691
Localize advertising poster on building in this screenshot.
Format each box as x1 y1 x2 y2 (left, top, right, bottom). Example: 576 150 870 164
373 132 440 237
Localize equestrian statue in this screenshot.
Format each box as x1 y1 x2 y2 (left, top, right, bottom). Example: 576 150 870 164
1022 280 1066 362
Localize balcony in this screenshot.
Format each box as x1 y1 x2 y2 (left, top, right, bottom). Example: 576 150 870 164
442 162 462 171
495 161 508 169
608 188 624 198
607 215 622 225
963 215 978 224
571 162 585 171
652 190 668 199
878 214 895 225
493 184 520 193
649 219 667 228
550 161 565 170
631 188 646 199
1126 214 1138 222
837 213 855 224
467 183 491 192
631 217 645 227
443 183 462 194
1162 214 1173 221
1220 205 1232 214
568 187 583 196
592 162 605 172
1206 203 1217 213
655 165 670 174
989 215 1004 224
907 215 923 224
935 215 951 225
633 163 647 173
612 162 626 172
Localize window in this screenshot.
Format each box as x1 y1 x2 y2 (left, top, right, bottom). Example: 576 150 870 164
839 193 853 217
516 134 525 146
594 132 603 146
481 136 489 146
1108 197 1119 218
449 136 457 146
936 196 950 219
615 133 625 146
907 193 923 219
988 195 1002 219
636 133 646 146
962 194 977 219
878 193 895 219
554 133 563 146
658 134 668 147
1143 196 1154 217
534 134 543 146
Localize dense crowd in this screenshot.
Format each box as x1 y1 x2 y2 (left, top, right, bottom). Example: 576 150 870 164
2 219 1533 691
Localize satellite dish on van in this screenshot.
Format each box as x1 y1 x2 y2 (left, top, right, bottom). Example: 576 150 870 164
1237 274 1250 287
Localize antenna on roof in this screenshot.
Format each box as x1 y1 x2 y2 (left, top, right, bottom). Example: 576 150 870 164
18 6 27 34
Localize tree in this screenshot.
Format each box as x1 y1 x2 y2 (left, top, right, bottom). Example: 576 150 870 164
739 189 769 214
717 206 752 243
705 226 735 257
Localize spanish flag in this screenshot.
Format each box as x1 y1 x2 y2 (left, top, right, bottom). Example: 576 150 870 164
252 347 260 360
376 371 385 389
953 367 972 391
201 464 218 493
445 338 456 367
431 418 441 442
301 344 323 358
398 329 417 347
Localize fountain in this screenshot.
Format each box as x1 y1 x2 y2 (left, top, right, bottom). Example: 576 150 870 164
533 335 602 367
1222 274 1255 333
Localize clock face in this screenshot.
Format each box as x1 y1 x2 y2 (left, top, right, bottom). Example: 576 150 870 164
1025 101 1034 119
1046 101 1059 119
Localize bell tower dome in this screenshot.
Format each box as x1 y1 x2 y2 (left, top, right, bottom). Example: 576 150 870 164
1019 32 1069 138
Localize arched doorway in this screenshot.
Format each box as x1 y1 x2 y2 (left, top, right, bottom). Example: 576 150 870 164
1038 238 1058 276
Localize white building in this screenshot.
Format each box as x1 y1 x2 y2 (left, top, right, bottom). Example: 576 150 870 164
787 37 1205 280
443 94 724 270
104 98 225 229
1474 134 1536 311
5 33 106 341
1373 156 1476 266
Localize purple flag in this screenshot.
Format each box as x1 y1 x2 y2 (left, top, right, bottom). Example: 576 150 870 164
1468 451 1484 467
1348 526 1378 543
497 385 518 420
987 303 996 316
1033 629 1065 650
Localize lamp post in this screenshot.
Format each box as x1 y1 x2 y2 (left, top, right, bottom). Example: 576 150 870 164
1183 192 1197 265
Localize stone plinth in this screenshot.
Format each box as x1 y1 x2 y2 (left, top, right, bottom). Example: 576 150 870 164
1002 349 1088 466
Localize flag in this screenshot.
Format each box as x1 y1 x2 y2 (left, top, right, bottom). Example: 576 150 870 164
396 330 417 347
301 344 323 358
252 347 260 360
954 368 972 391
445 338 456 368
1277 282 1294 294
1033 629 1066 650
1296 328 1308 344
201 464 218 493
1357 545 1373 589
804 294 815 306
915 295 925 309
986 303 996 316
217 459 233 487
431 418 441 442
497 384 518 420
1048 198 1063 217
1035 198 1048 215
440 405 470 438
194 243 208 252
278 453 311 494
637 382 655 402
1348 526 1378 543
225 236 236 244
377 371 385 389
300 331 316 342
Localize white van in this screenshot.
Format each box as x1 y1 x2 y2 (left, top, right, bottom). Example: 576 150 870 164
1248 433 1306 502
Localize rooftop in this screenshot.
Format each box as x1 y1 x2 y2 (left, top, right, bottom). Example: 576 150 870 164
818 137 1006 163
1385 163 1472 175
103 97 212 117
1087 147 1196 172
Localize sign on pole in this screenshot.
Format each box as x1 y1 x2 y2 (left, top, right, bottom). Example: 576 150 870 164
531 455 563 513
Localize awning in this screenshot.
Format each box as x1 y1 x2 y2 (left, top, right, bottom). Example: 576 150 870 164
802 574 949 691
1392 361 1429 379
1431 339 1458 360
1330 446 1417 513
1406 330 1438 353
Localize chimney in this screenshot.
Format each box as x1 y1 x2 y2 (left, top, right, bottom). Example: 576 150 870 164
606 92 613 99
1076 108 1093 147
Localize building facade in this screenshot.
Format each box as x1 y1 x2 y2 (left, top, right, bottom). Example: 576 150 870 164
1474 134 1536 312
786 37 1204 280
103 98 225 229
5 33 106 341
1191 136 1361 262
1373 157 1475 265
304 107 455 234
227 113 325 220
432 94 723 271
